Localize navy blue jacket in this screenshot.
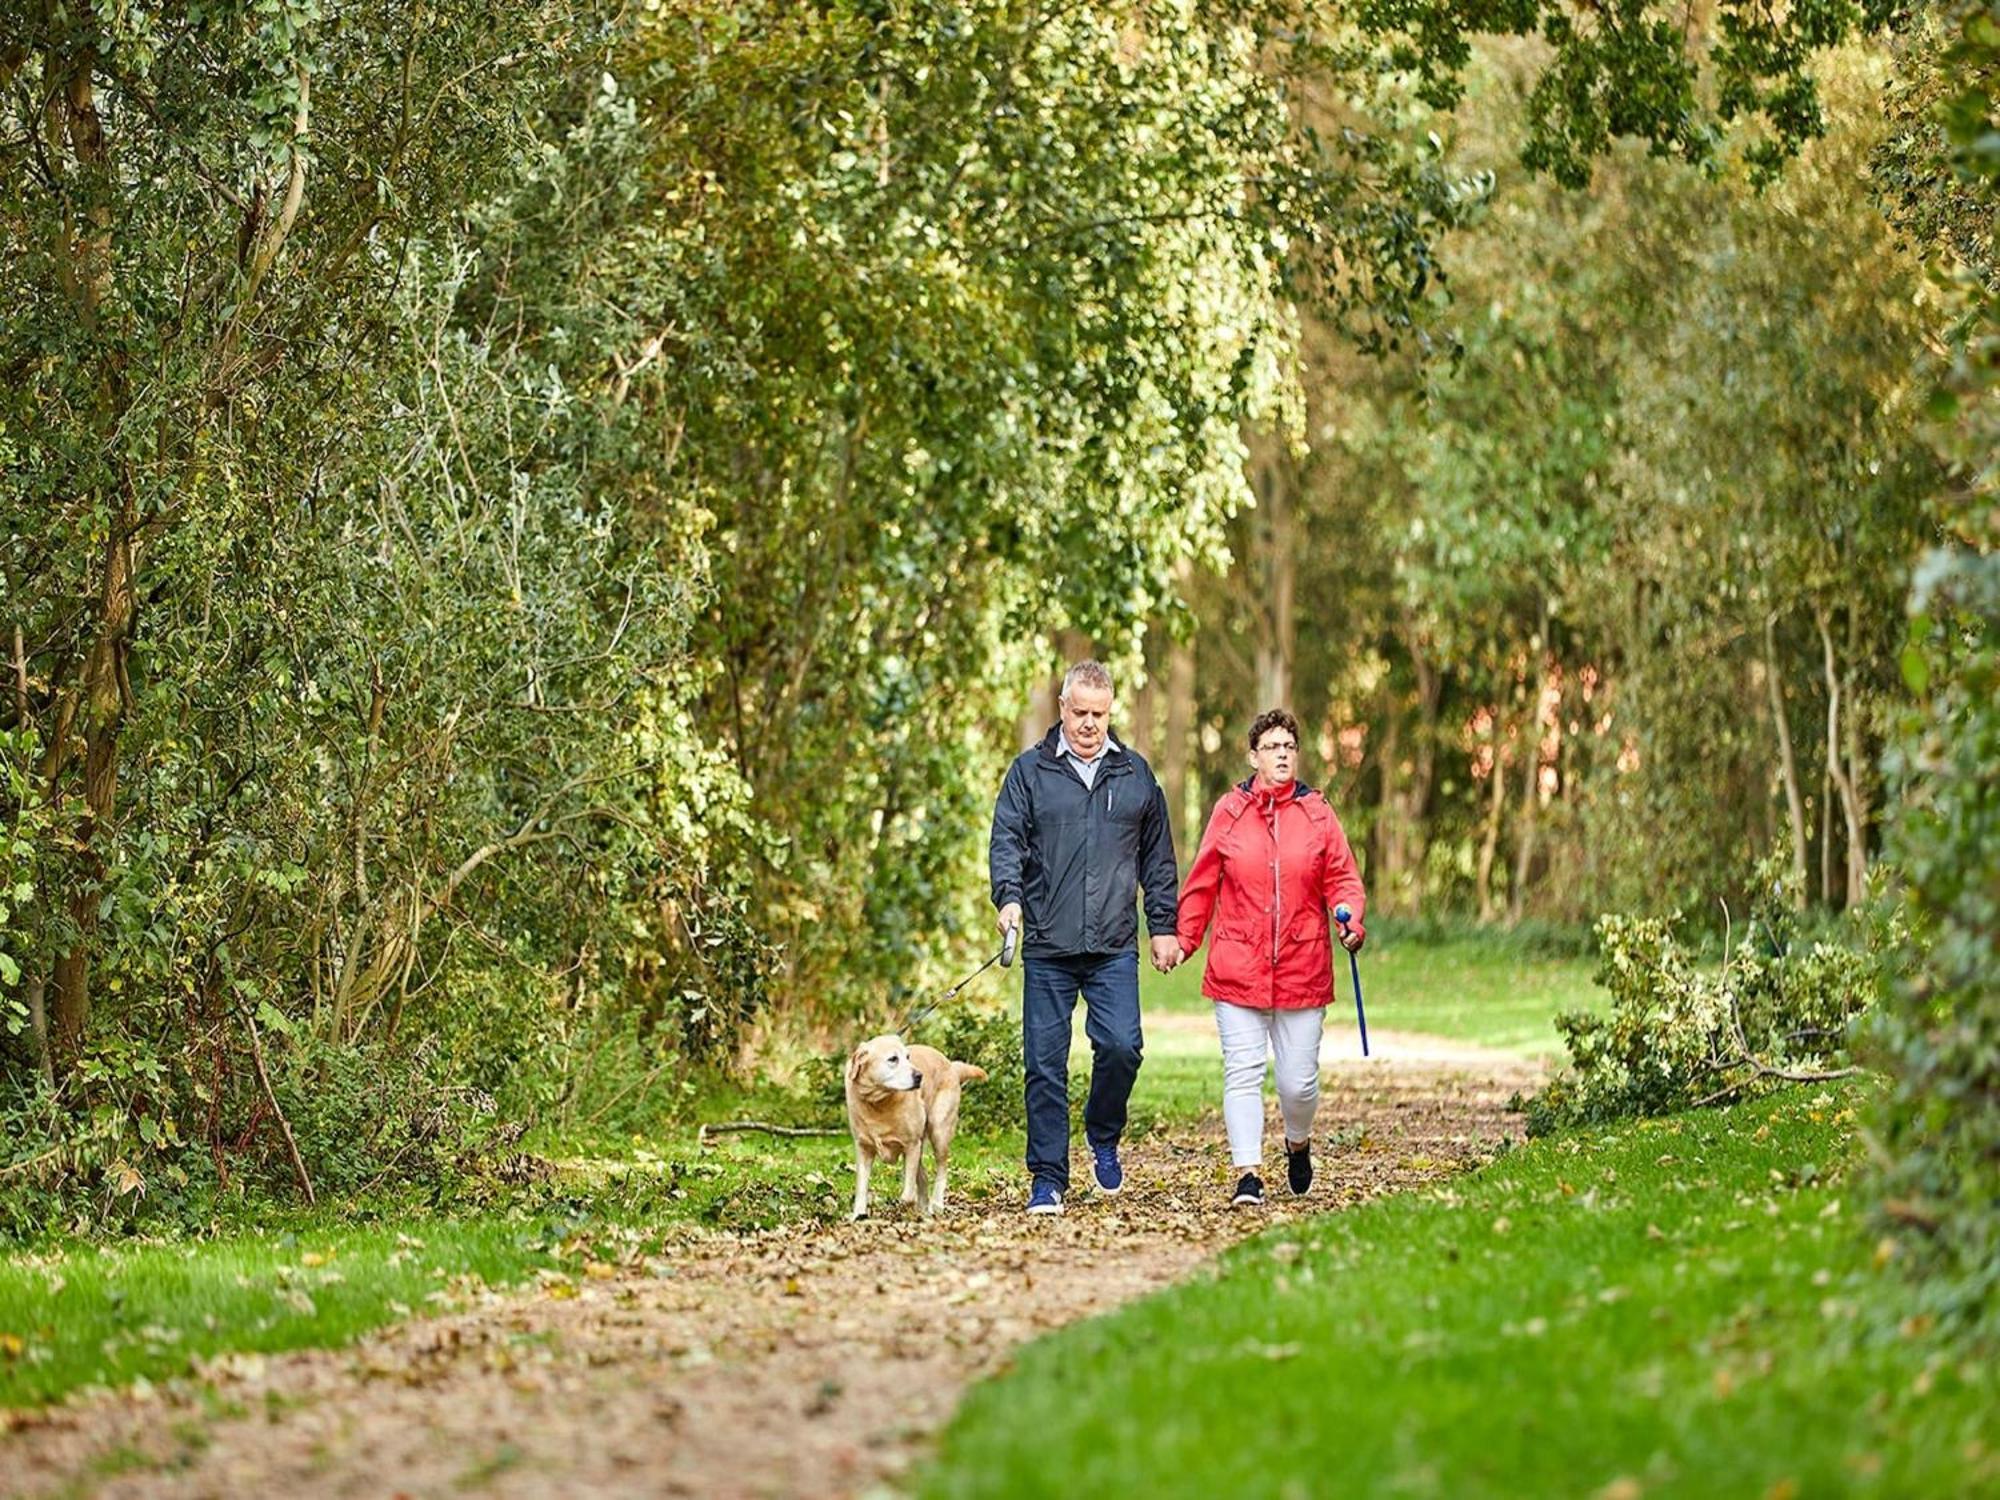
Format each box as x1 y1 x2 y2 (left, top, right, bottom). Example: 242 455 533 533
989 727 1179 959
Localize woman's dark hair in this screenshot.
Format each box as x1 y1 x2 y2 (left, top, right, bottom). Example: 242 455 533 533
1247 708 1301 751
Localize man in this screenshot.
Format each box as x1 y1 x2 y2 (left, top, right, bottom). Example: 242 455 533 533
990 660 1182 1215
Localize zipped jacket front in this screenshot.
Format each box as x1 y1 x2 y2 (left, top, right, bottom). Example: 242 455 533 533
989 727 1179 959
1175 779 1366 1009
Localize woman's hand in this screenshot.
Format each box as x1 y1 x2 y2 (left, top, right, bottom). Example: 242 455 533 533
1339 922 1365 954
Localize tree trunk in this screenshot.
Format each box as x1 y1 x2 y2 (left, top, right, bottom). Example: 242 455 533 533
1400 634 1440 916
1375 708 1406 901
1509 605 1552 926
1814 608 1867 910
24 975 52 1087
1842 605 1869 906
1475 714 1510 924
1161 637 1195 859
41 48 129 1079
1127 661 1155 763
50 492 139 1072
10 624 51 1083
1762 612 1810 910
1250 443 1296 710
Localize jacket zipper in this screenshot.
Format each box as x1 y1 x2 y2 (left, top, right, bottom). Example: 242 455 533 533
1269 799 1282 974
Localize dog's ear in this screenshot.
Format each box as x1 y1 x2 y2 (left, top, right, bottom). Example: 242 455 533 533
847 1046 870 1084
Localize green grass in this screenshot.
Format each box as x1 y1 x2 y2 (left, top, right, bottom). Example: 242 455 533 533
921 1083 1999 1499
0 1217 563 1407
1143 929 1605 1054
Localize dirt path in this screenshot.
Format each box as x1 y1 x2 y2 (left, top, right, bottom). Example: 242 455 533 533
7 1036 1543 1500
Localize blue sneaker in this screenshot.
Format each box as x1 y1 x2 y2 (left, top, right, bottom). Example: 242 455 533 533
1026 1179 1064 1215
1091 1143 1124 1195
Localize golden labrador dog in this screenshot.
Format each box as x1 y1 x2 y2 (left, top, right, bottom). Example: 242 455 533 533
845 1033 987 1219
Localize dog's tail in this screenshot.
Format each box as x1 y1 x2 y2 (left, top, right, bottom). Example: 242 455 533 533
955 1062 988 1085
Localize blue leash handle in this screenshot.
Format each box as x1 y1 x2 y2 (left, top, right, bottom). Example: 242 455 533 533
1334 904 1370 1057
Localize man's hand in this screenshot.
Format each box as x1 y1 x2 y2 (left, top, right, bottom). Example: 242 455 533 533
998 902 1022 939
1339 923 1365 954
1150 936 1183 973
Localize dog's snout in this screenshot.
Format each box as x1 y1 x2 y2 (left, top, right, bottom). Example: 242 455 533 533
909 1070 924 1089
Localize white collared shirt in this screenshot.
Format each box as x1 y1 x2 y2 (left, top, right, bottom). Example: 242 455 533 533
1057 728 1117 791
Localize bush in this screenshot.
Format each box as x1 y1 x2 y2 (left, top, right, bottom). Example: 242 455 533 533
1870 543 2000 1342
917 1005 1027 1136
271 1034 500 1201
1523 869 1884 1135
796 1003 1024 1138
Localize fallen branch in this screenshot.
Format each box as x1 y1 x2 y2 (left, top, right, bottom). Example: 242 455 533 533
241 1003 317 1208
0 1140 69 1181
1882 1196 1942 1231
698 1120 846 1146
1690 1077 1748 1110
1702 900 1864 1106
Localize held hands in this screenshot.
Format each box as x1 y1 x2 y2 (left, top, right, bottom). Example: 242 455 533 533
1004 902 1187 971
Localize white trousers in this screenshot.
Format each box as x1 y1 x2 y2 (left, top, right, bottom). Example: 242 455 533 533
1214 1001 1325 1169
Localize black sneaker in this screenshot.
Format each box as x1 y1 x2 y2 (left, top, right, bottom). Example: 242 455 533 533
1231 1172 1264 1206
1286 1141 1313 1196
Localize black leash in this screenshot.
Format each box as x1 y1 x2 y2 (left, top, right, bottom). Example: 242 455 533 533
894 925 1019 1035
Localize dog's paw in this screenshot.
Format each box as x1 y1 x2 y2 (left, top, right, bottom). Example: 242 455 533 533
849 1208 869 1222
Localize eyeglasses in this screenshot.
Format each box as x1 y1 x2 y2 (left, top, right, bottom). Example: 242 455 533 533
1255 740 1297 753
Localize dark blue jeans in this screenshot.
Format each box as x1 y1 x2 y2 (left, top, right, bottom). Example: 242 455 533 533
1021 950 1143 1192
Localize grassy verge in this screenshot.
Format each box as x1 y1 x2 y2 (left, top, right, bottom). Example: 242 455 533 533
0 1216 563 1408
921 1083 1998 1499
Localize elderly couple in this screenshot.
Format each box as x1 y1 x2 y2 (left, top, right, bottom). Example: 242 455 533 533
989 659 1366 1214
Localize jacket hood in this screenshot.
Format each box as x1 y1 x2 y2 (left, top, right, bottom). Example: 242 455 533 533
1230 776 1318 806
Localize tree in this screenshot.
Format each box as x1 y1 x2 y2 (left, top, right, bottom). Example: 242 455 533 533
2 0 573 1084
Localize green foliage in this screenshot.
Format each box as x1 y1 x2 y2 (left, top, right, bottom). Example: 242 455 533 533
1871 550 2000 1339
1178 40 1939 927
1525 871 1883 1134
0 0 1935 1227
1352 1 1904 187
1864 0 2000 1348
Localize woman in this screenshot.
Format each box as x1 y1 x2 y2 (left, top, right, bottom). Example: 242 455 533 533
1174 709 1366 1206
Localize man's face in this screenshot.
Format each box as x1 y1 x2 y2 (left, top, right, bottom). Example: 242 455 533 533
1060 682 1113 759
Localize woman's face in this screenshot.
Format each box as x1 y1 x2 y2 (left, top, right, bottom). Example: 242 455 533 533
1250 725 1298 787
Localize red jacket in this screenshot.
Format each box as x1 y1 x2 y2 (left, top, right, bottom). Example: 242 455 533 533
1175 778 1366 1010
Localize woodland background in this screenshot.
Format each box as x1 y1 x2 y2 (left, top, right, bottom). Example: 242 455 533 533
2 0 1993 1331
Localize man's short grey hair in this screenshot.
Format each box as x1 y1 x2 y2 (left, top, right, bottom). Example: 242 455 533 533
1059 660 1114 701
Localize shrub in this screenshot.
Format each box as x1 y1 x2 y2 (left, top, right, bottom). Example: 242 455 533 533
916 1005 1027 1136
796 1003 1024 1138
1869 543 2000 1341
1523 868 1884 1135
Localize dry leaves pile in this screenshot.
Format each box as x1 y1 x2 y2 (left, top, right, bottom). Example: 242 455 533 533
6 1037 1538 1499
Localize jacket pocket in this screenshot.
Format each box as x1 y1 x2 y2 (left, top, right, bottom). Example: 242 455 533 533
1284 911 1331 947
